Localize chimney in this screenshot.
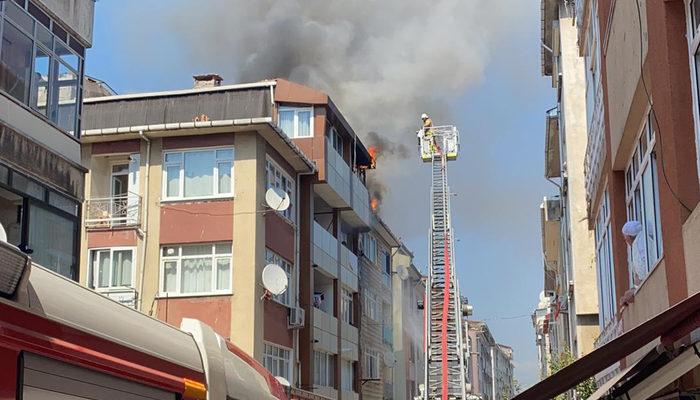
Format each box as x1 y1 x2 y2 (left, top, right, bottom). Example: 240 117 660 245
193 73 223 89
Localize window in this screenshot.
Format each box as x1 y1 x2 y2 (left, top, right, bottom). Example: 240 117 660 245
341 359 354 391
594 186 617 323
89 247 135 289
624 114 662 286
381 248 391 275
341 288 354 325
160 243 232 295
363 288 379 320
364 350 379 379
279 106 313 138
263 343 292 381
163 148 234 200
360 232 377 263
0 0 84 134
327 127 344 158
314 351 334 387
265 249 294 307
28 203 76 279
686 0 700 180
266 157 295 220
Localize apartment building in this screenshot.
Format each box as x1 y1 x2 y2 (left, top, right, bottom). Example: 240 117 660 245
519 0 700 398
0 0 94 280
466 320 495 400
493 344 514 400
538 0 599 364
358 216 400 400
532 292 554 380
79 77 377 400
391 244 426 400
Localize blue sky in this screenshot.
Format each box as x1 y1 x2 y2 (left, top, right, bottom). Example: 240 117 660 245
86 0 554 388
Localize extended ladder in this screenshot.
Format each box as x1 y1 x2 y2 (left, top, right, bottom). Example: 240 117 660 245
421 126 467 400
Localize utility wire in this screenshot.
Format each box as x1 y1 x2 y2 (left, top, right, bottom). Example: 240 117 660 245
634 0 693 214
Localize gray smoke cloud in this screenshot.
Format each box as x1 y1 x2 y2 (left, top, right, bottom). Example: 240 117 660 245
150 0 523 232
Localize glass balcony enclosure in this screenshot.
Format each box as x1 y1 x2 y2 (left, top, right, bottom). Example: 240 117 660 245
0 0 85 136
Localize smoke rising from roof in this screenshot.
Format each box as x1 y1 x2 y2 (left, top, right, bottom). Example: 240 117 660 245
157 0 520 232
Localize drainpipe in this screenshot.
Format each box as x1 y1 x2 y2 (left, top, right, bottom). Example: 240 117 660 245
137 130 151 312
294 168 316 387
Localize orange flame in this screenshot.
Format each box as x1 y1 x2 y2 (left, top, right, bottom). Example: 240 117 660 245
368 146 378 169
370 198 379 213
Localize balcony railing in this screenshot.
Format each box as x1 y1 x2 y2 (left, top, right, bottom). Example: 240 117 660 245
85 193 141 229
313 221 338 277
326 141 352 205
350 172 370 226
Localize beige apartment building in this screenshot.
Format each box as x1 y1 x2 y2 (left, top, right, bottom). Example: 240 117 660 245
520 0 700 398
537 0 599 368
79 77 383 400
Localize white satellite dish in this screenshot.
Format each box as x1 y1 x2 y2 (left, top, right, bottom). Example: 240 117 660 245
396 265 409 281
262 263 288 296
275 376 291 387
265 187 291 212
384 351 396 366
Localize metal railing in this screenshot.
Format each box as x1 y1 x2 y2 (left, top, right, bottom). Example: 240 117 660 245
417 125 460 160
85 193 141 229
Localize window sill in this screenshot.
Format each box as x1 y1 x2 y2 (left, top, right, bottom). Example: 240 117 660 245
156 291 233 299
160 196 234 204
95 286 136 293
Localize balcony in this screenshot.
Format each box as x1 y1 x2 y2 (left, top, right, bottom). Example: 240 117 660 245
340 244 359 291
584 86 606 208
313 307 338 354
313 221 338 278
317 141 371 228
85 194 141 229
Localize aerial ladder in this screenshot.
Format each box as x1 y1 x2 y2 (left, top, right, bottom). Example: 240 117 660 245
418 125 469 400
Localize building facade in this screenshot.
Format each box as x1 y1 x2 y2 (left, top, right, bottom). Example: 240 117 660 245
358 217 399 400
466 320 514 400
79 77 380 400
538 0 600 368
522 0 700 397
0 0 94 280
391 244 426 400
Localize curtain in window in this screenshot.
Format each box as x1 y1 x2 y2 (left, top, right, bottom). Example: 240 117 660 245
29 205 76 279
279 110 295 137
184 151 214 197
218 161 232 194
111 250 133 287
97 250 110 288
0 22 33 103
216 258 231 290
297 111 311 137
181 257 212 293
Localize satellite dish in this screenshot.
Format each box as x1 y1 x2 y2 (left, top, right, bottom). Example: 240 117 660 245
384 351 396 366
0 222 6 243
265 187 291 212
262 263 288 295
275 376 291 387
396 265 409 281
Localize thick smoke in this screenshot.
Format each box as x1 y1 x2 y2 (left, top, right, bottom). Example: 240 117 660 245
157 0 520 230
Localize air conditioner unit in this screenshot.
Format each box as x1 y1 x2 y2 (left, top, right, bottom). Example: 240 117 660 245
288 307 305 329
543 197 562 222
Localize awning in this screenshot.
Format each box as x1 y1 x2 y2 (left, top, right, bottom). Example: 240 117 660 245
513 291 700 400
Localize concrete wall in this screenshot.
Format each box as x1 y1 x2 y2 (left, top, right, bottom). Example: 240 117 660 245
37 0 95 46
559 13 599 356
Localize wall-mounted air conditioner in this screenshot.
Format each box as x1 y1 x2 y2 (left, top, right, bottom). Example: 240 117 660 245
288 307 305 329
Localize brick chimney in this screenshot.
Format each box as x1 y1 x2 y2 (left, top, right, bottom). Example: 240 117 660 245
193 73 223 89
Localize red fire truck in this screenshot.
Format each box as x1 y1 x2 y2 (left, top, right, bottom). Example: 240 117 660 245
0 239 289 400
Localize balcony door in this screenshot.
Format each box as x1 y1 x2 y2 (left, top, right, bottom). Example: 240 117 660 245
110 154 140 225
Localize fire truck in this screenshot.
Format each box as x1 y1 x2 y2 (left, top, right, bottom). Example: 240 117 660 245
0 238 302 400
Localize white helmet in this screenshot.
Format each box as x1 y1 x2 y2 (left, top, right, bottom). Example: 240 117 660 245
421 113 429 120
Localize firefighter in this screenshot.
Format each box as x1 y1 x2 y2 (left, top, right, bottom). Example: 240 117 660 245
420 113 437 154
